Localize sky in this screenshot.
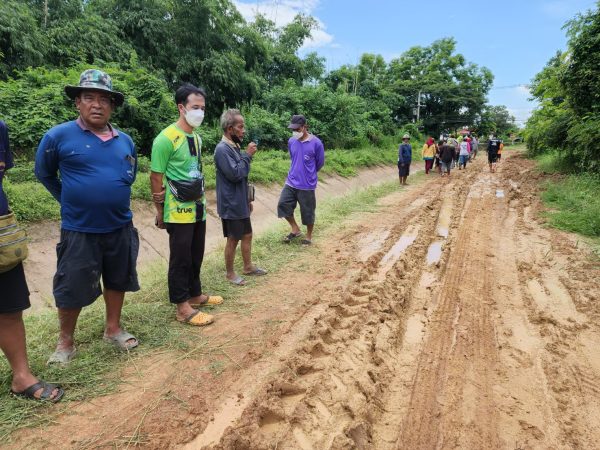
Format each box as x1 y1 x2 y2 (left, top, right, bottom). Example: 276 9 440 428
234 0 598 125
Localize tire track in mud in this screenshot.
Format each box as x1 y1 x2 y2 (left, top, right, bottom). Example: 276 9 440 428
396 172 501 450
183 168 482 450
180 155 600 450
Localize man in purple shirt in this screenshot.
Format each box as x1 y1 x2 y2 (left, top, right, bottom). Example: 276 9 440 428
277 115 325 245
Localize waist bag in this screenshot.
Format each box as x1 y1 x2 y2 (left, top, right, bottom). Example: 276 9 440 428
247 182 255 202
167 176 205 202
0 212 28 273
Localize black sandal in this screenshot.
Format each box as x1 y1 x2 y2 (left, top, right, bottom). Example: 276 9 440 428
11 381 64 403
283 232 302 243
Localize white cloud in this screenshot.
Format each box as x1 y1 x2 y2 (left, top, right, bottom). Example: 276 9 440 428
234 0 335 50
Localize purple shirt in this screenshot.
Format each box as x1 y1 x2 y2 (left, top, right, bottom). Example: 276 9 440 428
285 135 325 190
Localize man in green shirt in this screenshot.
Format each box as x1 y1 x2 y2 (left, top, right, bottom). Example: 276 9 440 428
150 84 222 327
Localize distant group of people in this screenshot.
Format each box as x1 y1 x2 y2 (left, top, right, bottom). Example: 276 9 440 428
0 69 325 402
397 131 504 183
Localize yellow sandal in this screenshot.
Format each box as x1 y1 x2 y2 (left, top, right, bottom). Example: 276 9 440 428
178 311 214 327
189 294 224 307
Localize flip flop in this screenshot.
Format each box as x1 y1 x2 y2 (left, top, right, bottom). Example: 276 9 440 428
189 294 224 307
177 311 214 327
47 348 77 365
283 232 302 243
103 330 139 351
243 267 268 276
301 239 312 246
11 381 64 403
228 276 246 286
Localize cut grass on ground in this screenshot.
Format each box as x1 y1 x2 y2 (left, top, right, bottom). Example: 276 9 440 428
0 173 424 442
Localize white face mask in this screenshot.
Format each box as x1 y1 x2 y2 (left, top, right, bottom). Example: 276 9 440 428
184 107 205 128
292 131 303 140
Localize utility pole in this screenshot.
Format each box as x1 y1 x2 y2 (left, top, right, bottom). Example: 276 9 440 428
43 0 48 29
416 90 422 122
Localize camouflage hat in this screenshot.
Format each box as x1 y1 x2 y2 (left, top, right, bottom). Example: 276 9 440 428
64 69 124 107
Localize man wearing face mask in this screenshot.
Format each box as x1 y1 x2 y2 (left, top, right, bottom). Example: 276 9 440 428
278 115 325 245
214 109 267 286
150 84 222 327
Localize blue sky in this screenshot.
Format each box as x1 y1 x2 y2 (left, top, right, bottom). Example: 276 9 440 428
235 0 598 125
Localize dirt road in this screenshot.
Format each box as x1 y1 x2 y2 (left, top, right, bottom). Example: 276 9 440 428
11 152 600 449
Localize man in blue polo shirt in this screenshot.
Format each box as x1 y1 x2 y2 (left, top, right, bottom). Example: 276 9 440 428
35 69 140 364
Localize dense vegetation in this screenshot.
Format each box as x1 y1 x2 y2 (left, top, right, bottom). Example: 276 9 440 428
0 0 506 159
524 1 600 173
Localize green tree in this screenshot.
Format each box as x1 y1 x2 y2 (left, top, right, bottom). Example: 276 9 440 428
0 0 47 78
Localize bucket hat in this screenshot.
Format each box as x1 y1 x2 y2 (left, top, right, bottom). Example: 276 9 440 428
402 134 410 139
65 69 124 107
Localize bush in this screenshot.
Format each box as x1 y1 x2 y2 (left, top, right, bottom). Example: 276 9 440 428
0 64 177 159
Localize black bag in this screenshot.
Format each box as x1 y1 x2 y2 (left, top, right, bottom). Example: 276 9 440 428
167 176 205 202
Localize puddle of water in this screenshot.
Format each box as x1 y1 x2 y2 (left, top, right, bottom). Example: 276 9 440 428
375 225 420 281
358 229 390 261
419 272 437 289
404 314 425 345
411 198 427 207
436 196 453 237
496 190 505 198
426 241 443 265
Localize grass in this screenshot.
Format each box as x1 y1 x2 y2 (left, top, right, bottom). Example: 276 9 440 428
5 146 405 223
535 151 575 175
0 174 413 442
532 151 600 253
541 173 600 238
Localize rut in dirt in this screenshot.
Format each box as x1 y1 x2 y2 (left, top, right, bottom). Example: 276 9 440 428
179 155 600 450
185 164 480 450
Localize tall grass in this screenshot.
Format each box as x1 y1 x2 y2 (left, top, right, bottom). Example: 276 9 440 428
541 174 600 237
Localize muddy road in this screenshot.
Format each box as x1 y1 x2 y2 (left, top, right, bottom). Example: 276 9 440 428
11 152 600 449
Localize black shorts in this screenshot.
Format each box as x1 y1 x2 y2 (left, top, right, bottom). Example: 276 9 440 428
53 223 140 309
277 184 316 226
488 153 498 164
397 163 410 177
0 263 30 313
222 218 252 240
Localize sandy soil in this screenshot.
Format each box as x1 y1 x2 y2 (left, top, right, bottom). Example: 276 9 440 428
22 165 399 311
9 153 600 449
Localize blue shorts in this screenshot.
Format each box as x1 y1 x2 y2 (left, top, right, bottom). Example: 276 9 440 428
459 155 469 165
53 223 140 309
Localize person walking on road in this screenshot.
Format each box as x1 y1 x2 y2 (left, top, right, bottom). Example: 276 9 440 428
422 137 436 175
447 134 459 168
439 140 455 177
35 69 140 364
470 135 479 160
1 120 64 402
398 134 412 186
215 109 267 286
458 138 470 169
497 140 504 162
150 84 222 328
487 133 501 173
277 115 325 246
